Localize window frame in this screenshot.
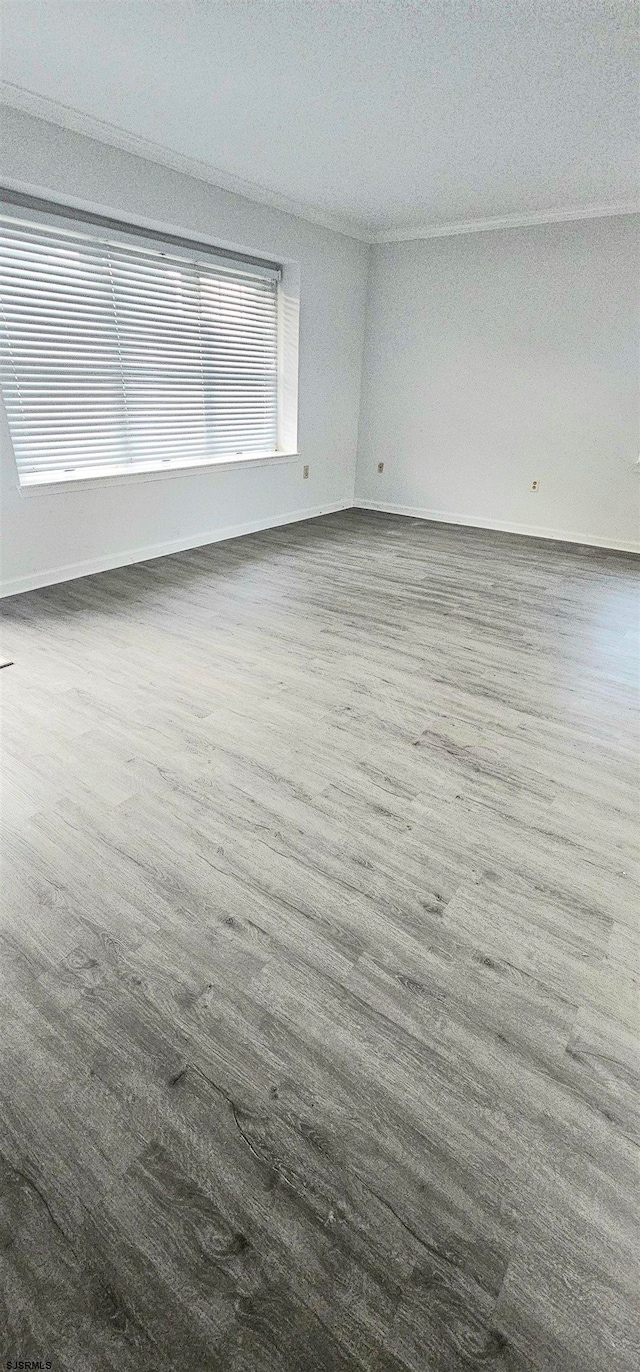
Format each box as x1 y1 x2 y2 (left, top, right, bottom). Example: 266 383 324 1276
0 191 300 494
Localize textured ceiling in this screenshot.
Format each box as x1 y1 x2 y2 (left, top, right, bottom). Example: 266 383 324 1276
1 1 637 238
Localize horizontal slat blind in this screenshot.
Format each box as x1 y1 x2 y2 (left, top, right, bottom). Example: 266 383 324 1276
0 213 279 478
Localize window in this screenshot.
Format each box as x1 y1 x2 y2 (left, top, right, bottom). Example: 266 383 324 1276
0 195 296 487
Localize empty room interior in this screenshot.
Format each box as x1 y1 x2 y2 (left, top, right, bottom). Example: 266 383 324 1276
0 3 639 1369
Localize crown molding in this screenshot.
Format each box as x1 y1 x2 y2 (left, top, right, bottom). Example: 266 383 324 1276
0 82 370 242
371 202 640 243
2 81 637 247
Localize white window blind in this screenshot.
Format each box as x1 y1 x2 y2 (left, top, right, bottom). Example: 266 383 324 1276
0 208 280 482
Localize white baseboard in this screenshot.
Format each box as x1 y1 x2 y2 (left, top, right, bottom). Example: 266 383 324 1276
2 496 636 597
354 500 640 554
0 499 351 597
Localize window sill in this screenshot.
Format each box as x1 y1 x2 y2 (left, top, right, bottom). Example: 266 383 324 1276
17 450 300 496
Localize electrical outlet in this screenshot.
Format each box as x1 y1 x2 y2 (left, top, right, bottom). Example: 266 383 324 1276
303 464 309 479
377 462 384 473
531 479 539 492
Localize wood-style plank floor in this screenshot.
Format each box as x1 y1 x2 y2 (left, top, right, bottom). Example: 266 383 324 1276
1 508 638 1371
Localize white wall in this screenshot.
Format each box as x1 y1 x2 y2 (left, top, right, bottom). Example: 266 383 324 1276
355 217 639 550
0 107 369 595
1 112 637 594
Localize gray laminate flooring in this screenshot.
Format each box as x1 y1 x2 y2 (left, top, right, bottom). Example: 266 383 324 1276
1 508 638 1371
